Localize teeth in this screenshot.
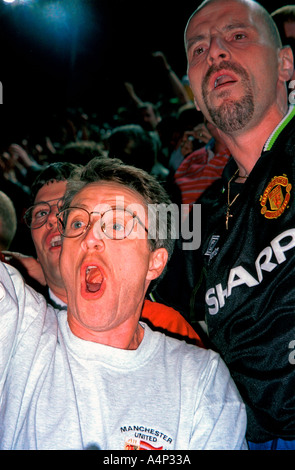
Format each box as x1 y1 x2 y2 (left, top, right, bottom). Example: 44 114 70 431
214 75 223 88
86 266 97 274
214 74 234 89
51 235 62 247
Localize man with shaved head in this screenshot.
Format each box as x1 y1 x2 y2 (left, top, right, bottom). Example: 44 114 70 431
176 0 295 450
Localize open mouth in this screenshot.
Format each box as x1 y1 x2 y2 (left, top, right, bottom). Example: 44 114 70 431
85 265 104 293
213 73 237 90
50 235 62 248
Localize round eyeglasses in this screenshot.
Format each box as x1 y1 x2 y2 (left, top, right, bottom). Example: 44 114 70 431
24 198 64 230
56 207 148 240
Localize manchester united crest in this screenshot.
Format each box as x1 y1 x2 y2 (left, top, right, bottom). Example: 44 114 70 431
260 175 292 219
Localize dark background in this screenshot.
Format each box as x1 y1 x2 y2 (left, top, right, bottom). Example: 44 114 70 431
0 0 288 142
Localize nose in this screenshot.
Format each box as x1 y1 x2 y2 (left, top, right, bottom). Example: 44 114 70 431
45 206 59 228
81 219 106 253
207 35 230 64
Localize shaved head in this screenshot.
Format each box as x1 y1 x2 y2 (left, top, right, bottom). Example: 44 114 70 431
185 0 282 50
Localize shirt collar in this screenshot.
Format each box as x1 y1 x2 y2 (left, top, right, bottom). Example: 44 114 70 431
48 288 67 310
263 105 295 152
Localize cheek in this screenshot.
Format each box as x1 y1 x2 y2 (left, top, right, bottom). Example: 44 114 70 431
115 245 151 282
188 68 198 91
59 242 73 278
188 70 203 105
31 232 43 256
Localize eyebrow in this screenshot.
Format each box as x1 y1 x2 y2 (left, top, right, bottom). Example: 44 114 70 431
34 198 63 205
223 22 251 32
186 34 205 51
186 22 252 51
67 204 129 212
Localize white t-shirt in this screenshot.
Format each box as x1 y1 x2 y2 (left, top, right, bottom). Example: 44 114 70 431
0 262 247 450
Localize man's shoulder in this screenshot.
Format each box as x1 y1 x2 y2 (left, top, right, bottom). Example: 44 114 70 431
0 261 56 315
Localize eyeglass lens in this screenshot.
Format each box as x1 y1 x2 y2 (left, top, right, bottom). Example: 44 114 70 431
58 208 136 240
25 199 64 229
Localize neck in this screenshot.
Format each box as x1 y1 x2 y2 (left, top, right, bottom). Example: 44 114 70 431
217 106 288 176
48 283 68 305
213 139 228 154
67 309 145 350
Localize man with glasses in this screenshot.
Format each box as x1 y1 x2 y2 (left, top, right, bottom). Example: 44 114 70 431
6 162 78 307
0 156 247 450
7 162 204 345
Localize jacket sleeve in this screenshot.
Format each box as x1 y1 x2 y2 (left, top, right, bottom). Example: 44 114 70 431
0 262 48 390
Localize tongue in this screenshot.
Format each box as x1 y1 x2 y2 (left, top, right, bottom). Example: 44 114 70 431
86 267 103 293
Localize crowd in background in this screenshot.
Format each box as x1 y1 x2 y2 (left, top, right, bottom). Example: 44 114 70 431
0 1 295 451
0 4 294 269
0 49 215 258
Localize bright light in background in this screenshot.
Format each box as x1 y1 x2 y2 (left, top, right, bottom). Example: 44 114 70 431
0 0 101 77
43 2 68 24
2 0 34 4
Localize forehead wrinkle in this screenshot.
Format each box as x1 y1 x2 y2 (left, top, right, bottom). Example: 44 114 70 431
66 182 149 225
186 0 281 46
70 194 147 215
188 19 252 38
186 18 255 57
34 198 61 205
223 21 252 31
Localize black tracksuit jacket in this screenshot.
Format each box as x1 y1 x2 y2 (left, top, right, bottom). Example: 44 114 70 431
154 107 295 443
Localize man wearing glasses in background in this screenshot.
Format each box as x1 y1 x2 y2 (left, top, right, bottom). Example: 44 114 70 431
0 157 247 450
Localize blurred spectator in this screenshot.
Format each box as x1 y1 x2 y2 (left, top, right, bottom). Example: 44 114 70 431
123 82 157 128
168 105 207 173
0 146 35 255
0 191 17 251
58 141 106 165
6 143 43 186
124 50 192 132
271 6 295 45
107 123 169 179
123 83 162 131
181 74 195 102
174 121 231 209
272 5 295 81
151 51 191 106
136 101 162 131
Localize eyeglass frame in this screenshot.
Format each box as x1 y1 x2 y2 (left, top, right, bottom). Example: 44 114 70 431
56 206 149 241
23 197 65 230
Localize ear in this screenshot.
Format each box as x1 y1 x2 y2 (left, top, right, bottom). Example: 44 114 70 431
278 46 294 82
146 248 168 282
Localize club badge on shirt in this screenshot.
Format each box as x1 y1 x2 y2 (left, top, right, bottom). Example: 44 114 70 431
260 175 292 219
204 235 220 261
121 424 173 450
124 437 163 450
